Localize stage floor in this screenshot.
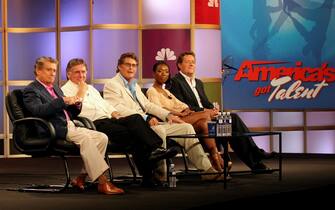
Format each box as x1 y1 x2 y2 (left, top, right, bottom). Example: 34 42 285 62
1 154 334 210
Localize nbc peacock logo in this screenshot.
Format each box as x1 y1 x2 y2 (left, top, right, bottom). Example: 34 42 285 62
155 48 177 61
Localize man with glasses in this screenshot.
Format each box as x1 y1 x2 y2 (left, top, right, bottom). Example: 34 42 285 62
169 51 276 173
61 58 178 187
103 52 226 182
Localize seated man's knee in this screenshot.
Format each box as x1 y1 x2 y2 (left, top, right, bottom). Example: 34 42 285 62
128 113 143 121
181 123 196 134
151 126 166 141
99 132 109 145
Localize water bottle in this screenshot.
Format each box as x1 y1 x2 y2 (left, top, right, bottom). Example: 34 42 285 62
169 163 176 188
226 112 232 136
212 101 220 110
216 112 225 136
223 112 228 136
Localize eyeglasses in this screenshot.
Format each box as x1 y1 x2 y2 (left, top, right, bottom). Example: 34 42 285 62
123 62 138 69
183 60 195 65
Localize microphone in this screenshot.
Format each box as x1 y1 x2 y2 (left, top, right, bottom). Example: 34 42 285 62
223 63 238 71
221 64 237 81
220 56 237 110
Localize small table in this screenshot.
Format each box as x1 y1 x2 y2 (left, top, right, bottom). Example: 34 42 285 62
166 131 282 189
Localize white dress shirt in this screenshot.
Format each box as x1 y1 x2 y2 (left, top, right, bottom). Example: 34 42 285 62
179 71 204 108
61 80 117 121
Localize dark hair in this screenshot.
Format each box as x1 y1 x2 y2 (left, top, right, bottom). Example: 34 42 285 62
34 56 58 75
152 60 169 72
152 61 172 89
116 52 138 73
176 51 196 70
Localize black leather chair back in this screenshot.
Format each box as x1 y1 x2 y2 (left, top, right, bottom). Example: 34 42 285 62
5 89 46 154
6 89 26 122
5 89 83 192
6 89 79 156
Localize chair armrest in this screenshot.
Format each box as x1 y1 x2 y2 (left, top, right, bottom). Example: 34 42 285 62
12 117 56 153
74 116 96 130
13 117 56 139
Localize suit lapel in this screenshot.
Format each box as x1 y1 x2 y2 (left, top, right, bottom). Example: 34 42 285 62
195 80 204 101
53 85 64 98
116 74 146 112
117 74 137 102
177 73 199 105
33 80 54 101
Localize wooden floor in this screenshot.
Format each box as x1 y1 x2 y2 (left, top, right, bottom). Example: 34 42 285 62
0 154 334 210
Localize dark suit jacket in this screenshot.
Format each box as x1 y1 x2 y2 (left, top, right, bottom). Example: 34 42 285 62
169 73 214 112
23 80 81 139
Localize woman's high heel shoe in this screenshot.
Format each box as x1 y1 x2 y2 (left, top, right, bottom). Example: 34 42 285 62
209 153 223 172
217 152 233 172
227 161 233 172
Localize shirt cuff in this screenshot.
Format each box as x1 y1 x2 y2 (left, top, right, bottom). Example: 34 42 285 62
143 114 148 121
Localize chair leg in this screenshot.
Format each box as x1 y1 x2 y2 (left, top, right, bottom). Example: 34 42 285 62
125 153 137 182
180 148 189 172
105 154 114 181
7 156 71 193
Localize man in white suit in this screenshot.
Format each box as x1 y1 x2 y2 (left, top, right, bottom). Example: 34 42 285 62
103 52 225 182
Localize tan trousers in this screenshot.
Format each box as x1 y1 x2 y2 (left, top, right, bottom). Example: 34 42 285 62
151 123 212 176
66 121 109 181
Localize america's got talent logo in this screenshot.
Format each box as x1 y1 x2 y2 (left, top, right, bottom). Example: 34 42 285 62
234 60 335 102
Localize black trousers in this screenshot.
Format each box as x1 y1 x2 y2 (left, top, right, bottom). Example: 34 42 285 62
94 114 163 179
224 113 265 169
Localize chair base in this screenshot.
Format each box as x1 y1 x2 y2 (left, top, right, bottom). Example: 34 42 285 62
7 156 71 193
7 184 69 193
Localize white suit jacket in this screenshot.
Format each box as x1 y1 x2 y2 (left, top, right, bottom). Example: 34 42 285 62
103 73 170 121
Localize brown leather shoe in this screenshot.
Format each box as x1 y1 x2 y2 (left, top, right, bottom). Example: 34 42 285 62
98 182 124 195
71 176 85 191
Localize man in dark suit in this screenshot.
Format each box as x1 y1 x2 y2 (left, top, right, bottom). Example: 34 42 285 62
169 51 275 172
23 56 124 195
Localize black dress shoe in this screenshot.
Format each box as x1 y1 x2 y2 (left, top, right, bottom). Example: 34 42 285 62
259 149 278 159
148 147 178 162
263 151 278 159
251 162 273 174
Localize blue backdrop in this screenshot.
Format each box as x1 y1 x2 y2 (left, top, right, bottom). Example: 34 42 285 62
220 0 335 109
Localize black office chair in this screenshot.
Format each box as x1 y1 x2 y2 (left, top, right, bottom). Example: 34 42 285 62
5 89 139 192
5 89 87 192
